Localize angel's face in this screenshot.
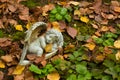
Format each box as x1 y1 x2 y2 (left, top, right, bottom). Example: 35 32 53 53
45 34 57 44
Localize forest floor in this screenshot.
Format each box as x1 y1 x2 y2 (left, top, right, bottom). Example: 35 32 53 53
0 0 120 80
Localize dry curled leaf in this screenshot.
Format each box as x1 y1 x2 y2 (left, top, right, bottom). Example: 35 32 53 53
68 1 80 6
14 73 24 80
0 71 4 80
80 16 89 23
67 27 77 39
116 50 120 60
100 26 109 32
113 7 120 13
0 60 5 68
13 65 25 75
114 40 120 48
24 71 34 80
47 71 60 80
95 54 105 61
84 42 96 50
1 55 13 63
0 38 11 47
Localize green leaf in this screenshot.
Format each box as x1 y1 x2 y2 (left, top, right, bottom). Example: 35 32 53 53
102 76 112 80
29 64 42 74
50 8 57 14
55 14 63 20
103 59 115 68
76 64 87 74
77 75 86 80
60 8 68 15
67 74 77 80
0 30 4 38
93 38 103 44
64 14 71 22
69 54 75 60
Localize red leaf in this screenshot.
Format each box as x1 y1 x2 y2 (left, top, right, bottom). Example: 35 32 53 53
67 27 77 39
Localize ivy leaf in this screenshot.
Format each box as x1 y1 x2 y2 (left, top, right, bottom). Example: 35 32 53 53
29 64 42 74
76 64 87 74
67 74 77 80
64 14 71 22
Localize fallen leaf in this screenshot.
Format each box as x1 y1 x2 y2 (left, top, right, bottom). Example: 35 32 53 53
0 38 11 47
116 50 120 60
111 1 119 7
67 27 77 38
84 42 96 50
0 71 4 80
68 1 80 6
24 71 34 80
42 4 55 16
41 60 47 66
95 54 105 61
0 60 5 68
1 55 13 63
59 21 66 30
8 4 17 12
14 74 24 80
64 43 75 51
80 16 89 23
114 40 120 48
74 10 81 16
26 22 32 30
47 71 60 80
52 22 61 32
92 24 99 29
15 25 23 31
45 43 53 52
100 26 109 32
27 54 37 61
113 7 120 13
13 65 25 75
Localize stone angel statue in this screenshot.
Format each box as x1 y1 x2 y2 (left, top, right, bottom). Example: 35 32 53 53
19 22 64 65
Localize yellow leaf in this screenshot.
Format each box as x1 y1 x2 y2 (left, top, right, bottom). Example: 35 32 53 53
114 40 120 48
26 22 32 30
116 50 120 60
13 65 25 75
74 10 81 16
84 42 96 50
95 54 105 61
80 16 89 23
68 1 80 6
52 22 61 32
45 43 53 52
100 26 109 31
0 60 5 68
47 71 60 80
15 25 23 31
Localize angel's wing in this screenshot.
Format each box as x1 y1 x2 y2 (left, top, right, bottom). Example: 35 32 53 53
24 22 47 44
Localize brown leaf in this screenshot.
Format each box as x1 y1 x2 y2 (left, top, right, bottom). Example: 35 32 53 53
18 4 29 20
67 27 77 39
59 21 66 30
100 26 109 32
41 60 47 67
42 4 55 16
14 73 24 80
95 54 105 61
113 7 120 13
0 38 12 47
8 4 17 12
0 71 4 80
93 0 102 14
1 55 13 63
24 71 34 80
27 54 37 61
111 1 119 7
0 20 4 28
8 67 15 75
